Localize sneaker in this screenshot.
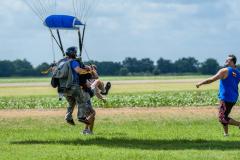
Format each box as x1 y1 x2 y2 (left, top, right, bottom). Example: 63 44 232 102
82 129 89 135
66 119 75 126
78 117 90 125
224 133 229 137
86 130 93 135
84 129 93 135
101 82 111 95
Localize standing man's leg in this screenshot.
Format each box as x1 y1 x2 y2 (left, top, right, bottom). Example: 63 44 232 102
82 92 96 134
219 101 240 136
87 110 96 132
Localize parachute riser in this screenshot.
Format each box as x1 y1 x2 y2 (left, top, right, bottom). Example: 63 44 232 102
78 24 86 58
56 30 65 57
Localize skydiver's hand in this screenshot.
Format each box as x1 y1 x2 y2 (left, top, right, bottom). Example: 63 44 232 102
85 66 91 71
196 83 201 88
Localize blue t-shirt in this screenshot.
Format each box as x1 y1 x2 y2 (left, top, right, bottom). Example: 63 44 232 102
70 60 81 84
219 67 240 103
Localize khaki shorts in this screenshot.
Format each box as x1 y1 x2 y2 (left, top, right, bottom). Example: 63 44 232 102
83 91 95 116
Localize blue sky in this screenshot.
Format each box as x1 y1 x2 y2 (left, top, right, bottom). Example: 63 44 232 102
0 0 240 66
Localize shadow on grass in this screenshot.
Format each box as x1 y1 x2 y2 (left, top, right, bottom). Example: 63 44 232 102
11 138 240 150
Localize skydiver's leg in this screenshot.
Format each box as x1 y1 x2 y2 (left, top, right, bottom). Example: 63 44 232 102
65 95 76 125
101 82 111 95
73 86 89 124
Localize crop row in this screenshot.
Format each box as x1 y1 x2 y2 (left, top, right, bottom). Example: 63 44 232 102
1 90 236 109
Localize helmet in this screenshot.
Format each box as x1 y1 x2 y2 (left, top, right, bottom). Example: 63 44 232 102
66 47 78 57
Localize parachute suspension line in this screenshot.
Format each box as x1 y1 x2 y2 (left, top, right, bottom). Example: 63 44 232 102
72 0 78 18
76 0 83 21
31 0 46 20
56 30 65 57
83 46 92 62
81 0 98 23
82 0 92 23
45 0 56 15
48 29 65 57
50 33 56 63
81 0 88 22
36 0 48 18
23 0 44 22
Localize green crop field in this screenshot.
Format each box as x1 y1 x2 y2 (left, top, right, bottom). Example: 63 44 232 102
0 76 222 109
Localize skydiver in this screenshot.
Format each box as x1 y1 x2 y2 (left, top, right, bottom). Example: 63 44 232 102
63 46 93 125
82 65 111 134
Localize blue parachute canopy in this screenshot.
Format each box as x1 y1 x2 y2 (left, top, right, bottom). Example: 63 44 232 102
44 15 84 30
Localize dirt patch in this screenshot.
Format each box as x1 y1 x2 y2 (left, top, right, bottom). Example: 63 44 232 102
1 107 240 119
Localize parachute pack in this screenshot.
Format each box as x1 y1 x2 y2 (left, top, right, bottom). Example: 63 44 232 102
51 59 73 91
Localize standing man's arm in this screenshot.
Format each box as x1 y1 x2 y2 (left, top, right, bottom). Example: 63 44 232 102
196 68 228 88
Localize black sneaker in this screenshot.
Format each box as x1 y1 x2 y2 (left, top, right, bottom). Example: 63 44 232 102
78 117 90 125
66 119 75 126
101 82 111 95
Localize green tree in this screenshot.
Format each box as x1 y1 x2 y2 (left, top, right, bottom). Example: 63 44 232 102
119 67 129 76
157 58 174 73
86 61 122 76
139 58 154 73
174 57 199 73
13 59 35 76
122 57 141 73
199 58 220 75
0 60 15 77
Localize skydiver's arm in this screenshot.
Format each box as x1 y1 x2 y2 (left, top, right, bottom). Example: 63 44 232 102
196 68 228 88
95 91 106 102
74 66 90 75
91 69 99 79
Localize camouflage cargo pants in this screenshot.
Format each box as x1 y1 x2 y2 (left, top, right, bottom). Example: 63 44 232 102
64 85 88 121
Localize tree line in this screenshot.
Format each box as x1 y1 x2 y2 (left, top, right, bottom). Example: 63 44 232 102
0 57 239 77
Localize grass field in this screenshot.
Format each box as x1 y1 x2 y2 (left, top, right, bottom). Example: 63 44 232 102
1 108 240 160
0 76 240 160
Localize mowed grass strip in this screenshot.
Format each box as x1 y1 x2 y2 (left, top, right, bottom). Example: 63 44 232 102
1 108 240 160
0 75 210 83
0 79 218 97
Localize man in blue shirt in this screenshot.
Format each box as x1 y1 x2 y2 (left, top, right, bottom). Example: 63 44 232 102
64 47 91 125
196 55 240 136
